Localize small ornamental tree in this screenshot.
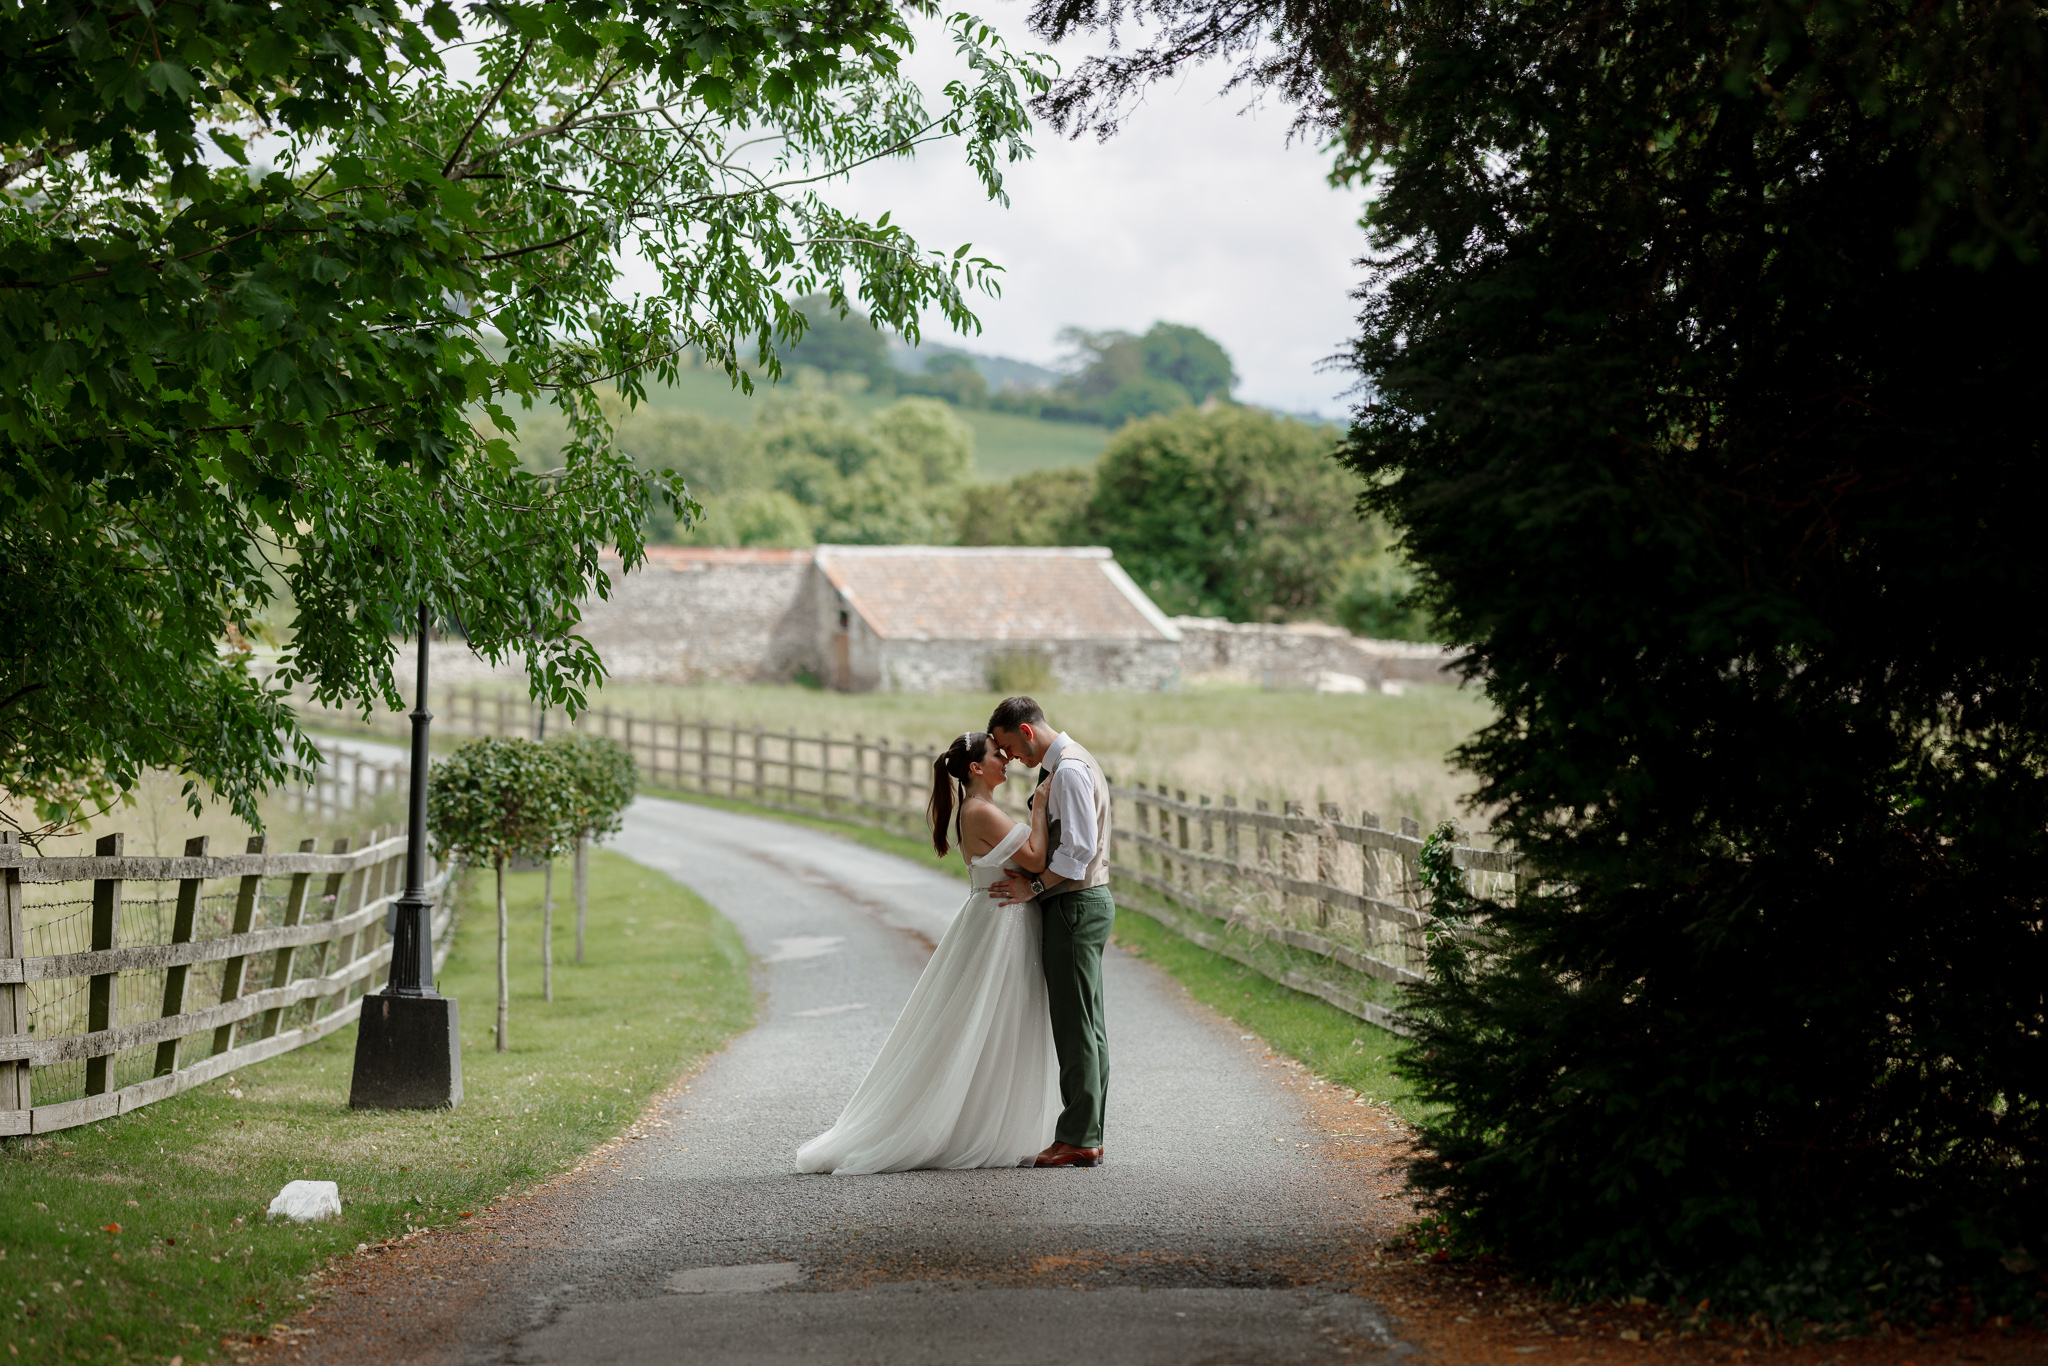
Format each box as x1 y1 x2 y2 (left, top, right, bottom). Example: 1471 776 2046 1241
547 733 638 966
428 738 577 1053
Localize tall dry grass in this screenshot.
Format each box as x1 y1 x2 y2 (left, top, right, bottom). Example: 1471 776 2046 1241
577 679 1495 828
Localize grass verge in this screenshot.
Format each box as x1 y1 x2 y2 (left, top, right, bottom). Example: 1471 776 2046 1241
0 848 753 1365
644 785 1425 1122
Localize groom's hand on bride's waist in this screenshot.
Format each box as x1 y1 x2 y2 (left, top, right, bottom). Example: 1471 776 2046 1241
992 872 1068 906
989 873 1029 905
989 872 1039 906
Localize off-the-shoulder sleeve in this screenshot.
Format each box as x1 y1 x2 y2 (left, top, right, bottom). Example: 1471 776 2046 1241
970 821 1029 868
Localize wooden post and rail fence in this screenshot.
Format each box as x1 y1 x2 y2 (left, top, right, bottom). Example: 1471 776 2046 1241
299 686 1519 1037
0 817 454 1137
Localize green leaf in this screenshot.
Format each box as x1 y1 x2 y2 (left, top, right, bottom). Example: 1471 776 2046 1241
209 129 250 166
251 351 297 391
145 61 201 101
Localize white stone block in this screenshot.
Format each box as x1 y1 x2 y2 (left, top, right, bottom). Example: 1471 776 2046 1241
267 1180 342 1222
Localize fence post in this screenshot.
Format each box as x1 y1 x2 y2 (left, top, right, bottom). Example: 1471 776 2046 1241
1283 800 1307 921
1255 798 1272 869
1398 816 1422 913
785 727 798 806
820 733 834 814
0 832 29 1117
83 833 124 1096
1318 802 1343 928
152 836 209 1077
210 834 267 1055
258 839 319 1040
1151 788 1167 878
625 711 636 771
1200 795 1213 855
321 836 367 1020
1353 810 1383 960
752 725 766 801
1174 789 1191 892
308 836 350 1019
1223 795 1239 864
852 735 866 811
1134 788 1153 876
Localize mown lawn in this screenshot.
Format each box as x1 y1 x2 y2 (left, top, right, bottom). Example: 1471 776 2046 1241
0 850 753 1365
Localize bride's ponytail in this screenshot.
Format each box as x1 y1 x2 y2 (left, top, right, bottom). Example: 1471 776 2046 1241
928 731 989 857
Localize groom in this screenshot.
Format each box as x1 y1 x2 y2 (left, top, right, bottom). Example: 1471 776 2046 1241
987 696 1114 1169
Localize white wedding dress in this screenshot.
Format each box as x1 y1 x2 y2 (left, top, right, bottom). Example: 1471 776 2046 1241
796 823 1059 1174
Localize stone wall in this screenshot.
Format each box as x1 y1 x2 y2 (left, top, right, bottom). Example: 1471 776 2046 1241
874 638 1183 694
1171 617 1461 691
575 548 820 684
395 556 1461 695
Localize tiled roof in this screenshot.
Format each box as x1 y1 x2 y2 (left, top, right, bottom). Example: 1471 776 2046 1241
815 546 1181 643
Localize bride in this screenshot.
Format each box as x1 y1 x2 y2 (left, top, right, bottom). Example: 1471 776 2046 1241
796 731 1059 1174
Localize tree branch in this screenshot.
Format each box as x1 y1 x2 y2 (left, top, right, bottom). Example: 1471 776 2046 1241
0 141 79 189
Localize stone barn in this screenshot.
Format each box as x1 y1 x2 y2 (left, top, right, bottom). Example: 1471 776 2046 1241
419 544 1457 694
812 546 1183 692
561 545 1183 692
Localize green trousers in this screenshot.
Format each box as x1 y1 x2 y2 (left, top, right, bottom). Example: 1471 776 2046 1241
1040 885 1115 1148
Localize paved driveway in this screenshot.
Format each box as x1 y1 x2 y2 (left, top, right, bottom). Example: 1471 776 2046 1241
297 752 1403 1365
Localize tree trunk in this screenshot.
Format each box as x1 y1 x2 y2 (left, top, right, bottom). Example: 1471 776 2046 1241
574 832 589 964
495 855 509 1053
541 859 554 1003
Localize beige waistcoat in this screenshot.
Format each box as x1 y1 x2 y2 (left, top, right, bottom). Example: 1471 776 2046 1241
1047 737 1113 891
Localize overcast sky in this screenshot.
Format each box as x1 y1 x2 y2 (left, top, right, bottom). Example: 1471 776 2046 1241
831 12 1371 418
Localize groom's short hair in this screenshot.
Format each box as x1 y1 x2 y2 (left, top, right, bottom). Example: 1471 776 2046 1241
988 696 1046 734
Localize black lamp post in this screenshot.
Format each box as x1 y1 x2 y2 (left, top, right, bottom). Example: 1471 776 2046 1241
349 602 464 1110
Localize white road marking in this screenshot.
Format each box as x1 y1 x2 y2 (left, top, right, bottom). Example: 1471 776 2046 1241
766 935 845 962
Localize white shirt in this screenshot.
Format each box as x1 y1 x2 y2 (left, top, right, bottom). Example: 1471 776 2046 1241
1038 732 1098 884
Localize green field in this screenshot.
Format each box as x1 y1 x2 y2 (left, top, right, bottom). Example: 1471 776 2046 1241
639 364 1109 481
0 851 753 1365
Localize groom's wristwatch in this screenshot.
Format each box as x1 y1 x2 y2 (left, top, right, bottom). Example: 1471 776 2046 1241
1029 876 1047 897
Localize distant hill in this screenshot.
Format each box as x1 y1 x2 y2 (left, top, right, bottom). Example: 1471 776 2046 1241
885 337 1064 392
631 363 1109 482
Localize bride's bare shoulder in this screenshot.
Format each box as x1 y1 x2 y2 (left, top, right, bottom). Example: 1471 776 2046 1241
958 799 1015 856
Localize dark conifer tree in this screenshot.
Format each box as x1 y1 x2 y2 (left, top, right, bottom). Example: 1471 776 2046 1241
1031 0 2048 1315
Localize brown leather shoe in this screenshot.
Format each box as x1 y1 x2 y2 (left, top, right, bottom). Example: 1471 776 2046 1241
1034 1142 1104 1168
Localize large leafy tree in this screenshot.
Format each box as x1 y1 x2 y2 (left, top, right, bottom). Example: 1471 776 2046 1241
1029 0 2047 1319
1083 406 1370 620
0 0 1046 834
